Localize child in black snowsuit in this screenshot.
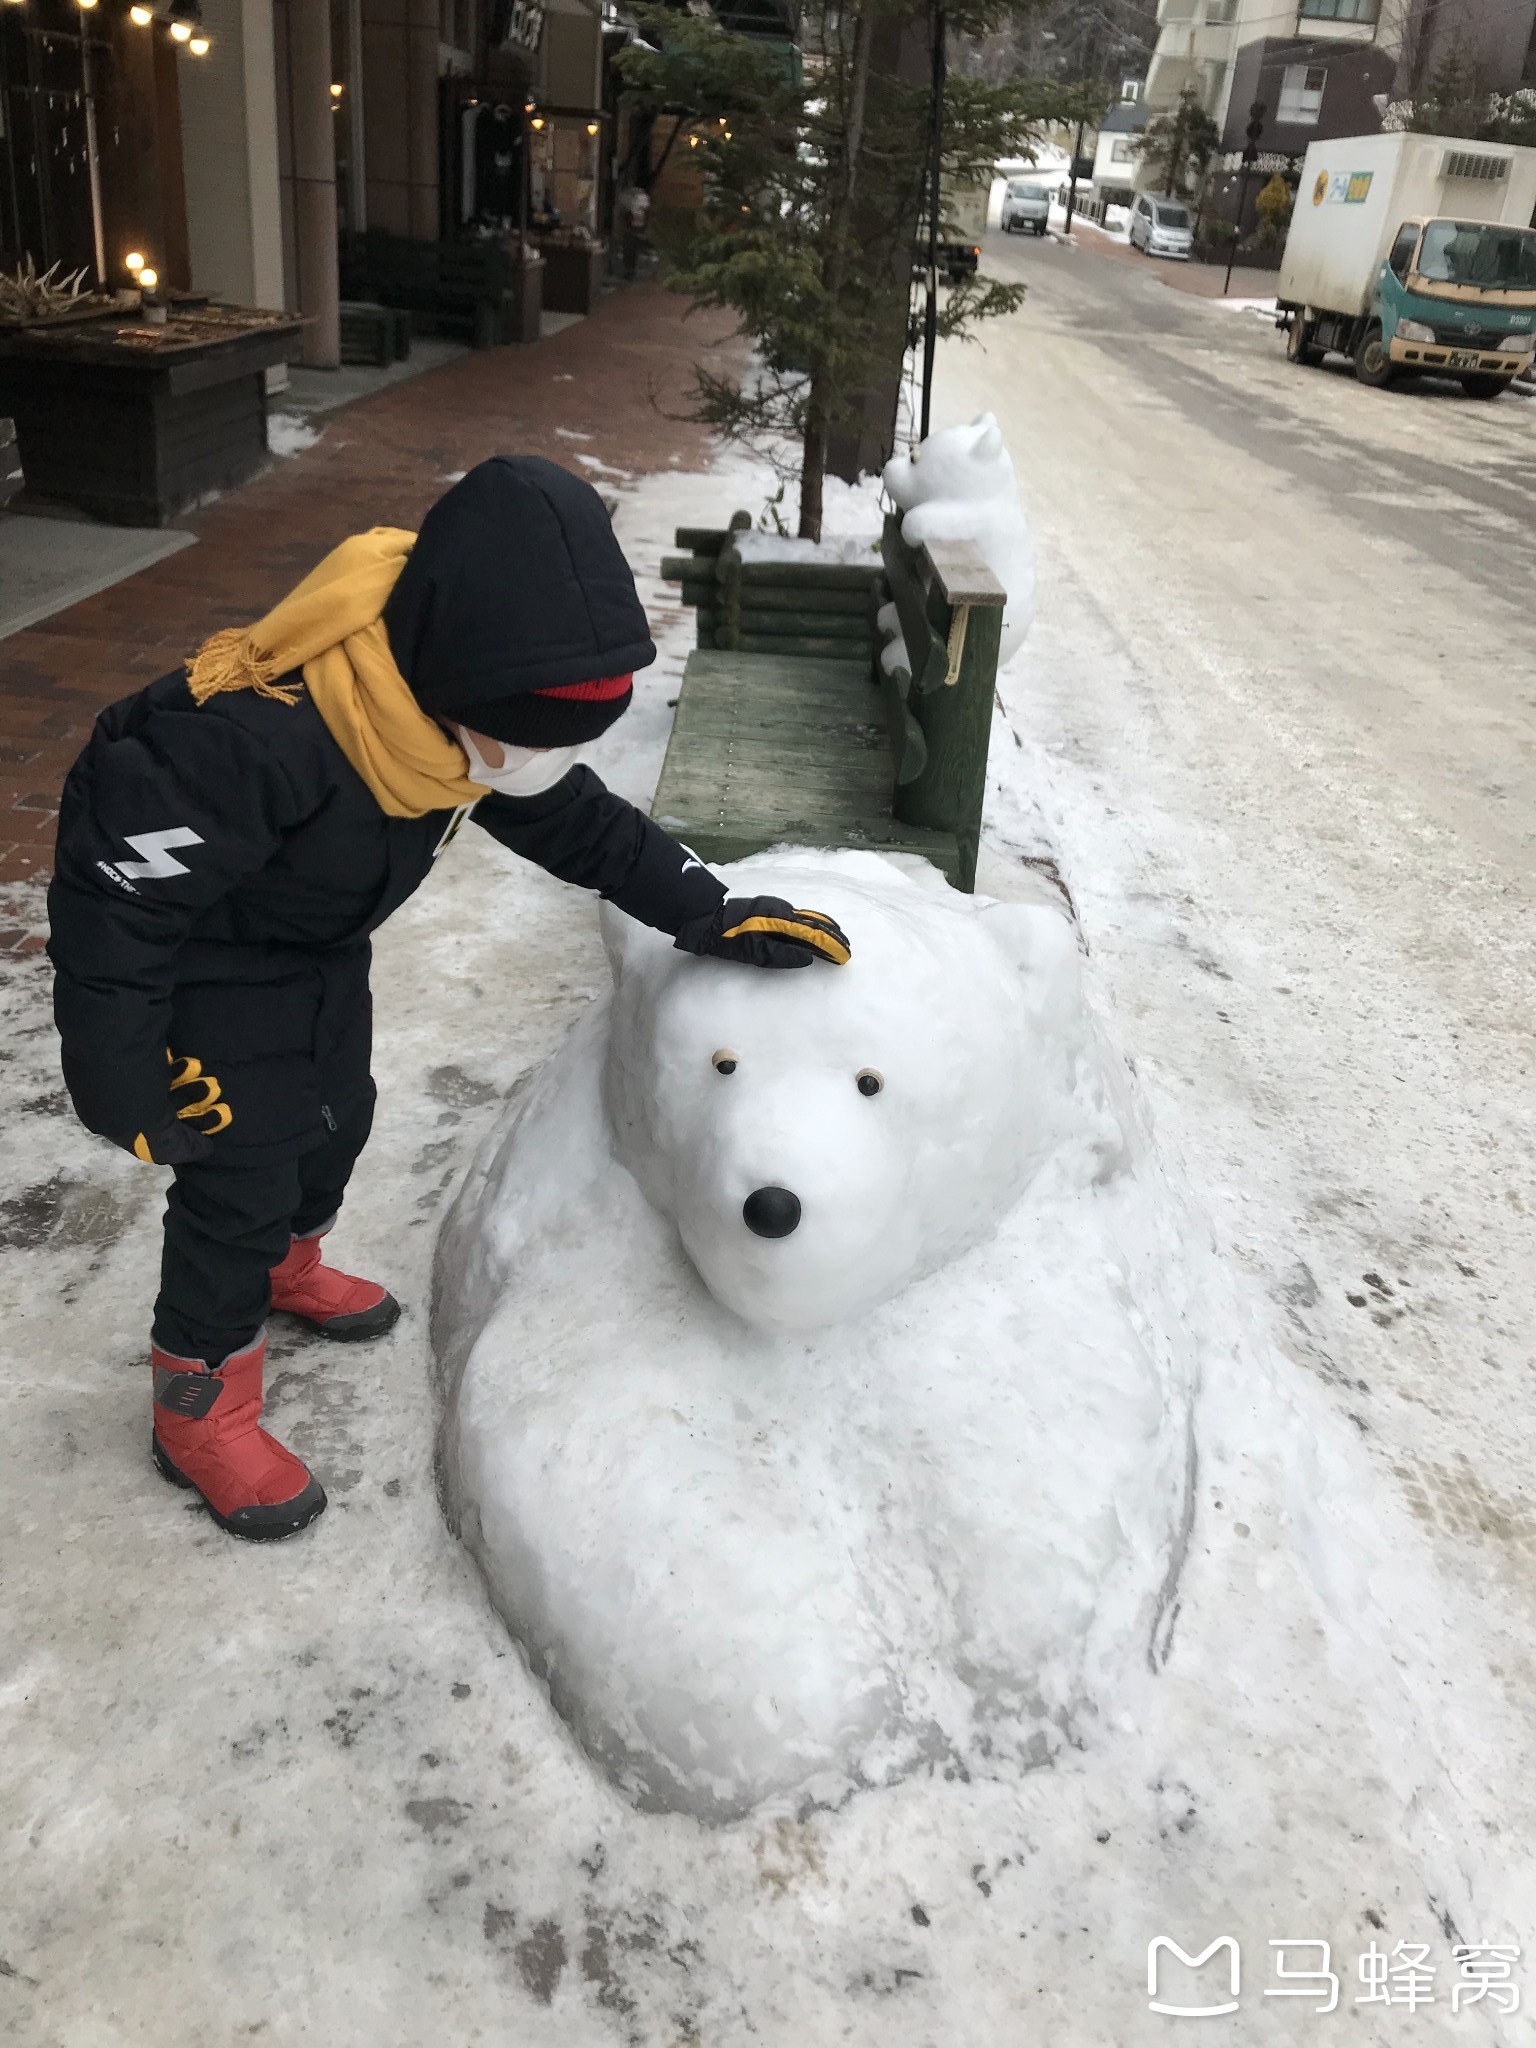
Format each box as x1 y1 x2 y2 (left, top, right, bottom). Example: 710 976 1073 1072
47 458 849 1542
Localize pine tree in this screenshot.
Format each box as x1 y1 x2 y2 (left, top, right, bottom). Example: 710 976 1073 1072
617 3 1076 539
1131 83 1218 199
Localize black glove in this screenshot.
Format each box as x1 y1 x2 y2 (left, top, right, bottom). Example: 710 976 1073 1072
674 895 851 969
122 1117 216 1167
119 1051 232 1165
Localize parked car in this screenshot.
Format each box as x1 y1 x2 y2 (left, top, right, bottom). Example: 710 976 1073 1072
1129 194 1194 260
1001 179 1051 237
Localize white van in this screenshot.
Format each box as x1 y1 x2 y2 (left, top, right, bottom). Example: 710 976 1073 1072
1129 194 1194 260
1001 180 1052 237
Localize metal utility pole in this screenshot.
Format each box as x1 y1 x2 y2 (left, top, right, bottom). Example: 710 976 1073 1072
919 0 944 441
1165 92 1187 201
1063 114 1085 235
1224 98 1265 295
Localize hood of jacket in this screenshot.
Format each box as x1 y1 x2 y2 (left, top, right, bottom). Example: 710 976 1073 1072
382 456 656 721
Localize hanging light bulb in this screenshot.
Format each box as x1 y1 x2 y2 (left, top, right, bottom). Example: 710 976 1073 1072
330 82 344 98
137 266 158 290
170 17 191 39
130 3 154 20
188 32 208 51
530 116 545 130
125 250 146 272
77 0 100 11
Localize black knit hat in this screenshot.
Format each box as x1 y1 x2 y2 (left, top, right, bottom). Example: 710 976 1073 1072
383 456 654 747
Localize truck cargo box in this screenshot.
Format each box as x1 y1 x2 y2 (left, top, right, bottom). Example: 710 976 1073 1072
1279 132 1536 317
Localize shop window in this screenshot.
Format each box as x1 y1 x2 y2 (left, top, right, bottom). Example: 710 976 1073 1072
529 116 602 243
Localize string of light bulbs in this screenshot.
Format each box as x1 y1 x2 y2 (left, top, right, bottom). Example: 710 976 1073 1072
0 0 216 56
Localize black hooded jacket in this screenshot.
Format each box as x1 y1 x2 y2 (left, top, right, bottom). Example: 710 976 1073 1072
385 455 656 736
46 461 725 1153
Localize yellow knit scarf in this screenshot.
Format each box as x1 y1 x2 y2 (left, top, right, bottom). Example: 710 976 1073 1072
185 527 486 819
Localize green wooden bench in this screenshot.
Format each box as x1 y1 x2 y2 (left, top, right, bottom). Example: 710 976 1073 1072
653 516 1005 890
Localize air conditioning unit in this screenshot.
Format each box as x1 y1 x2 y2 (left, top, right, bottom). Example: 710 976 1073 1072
1442 150 1509 183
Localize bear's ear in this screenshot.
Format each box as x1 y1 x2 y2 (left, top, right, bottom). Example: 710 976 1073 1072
599 901 676 987
972 414 1005 464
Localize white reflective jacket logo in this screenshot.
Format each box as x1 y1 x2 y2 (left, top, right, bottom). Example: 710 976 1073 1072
112 827 205 881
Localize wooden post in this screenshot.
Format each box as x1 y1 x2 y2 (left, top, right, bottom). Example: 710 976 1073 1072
892 537 1004 891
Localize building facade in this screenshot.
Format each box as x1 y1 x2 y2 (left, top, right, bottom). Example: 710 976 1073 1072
0 0 612 366
1144 0 1536 177
1144 0 1414 157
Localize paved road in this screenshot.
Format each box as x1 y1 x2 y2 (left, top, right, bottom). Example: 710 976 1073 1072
936 227 1536 1843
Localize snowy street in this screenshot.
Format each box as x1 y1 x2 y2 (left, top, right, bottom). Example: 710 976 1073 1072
946 222 1536 1600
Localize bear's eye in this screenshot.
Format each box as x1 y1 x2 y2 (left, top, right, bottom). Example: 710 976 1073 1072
712 1049 739 1076
856 1069 884 1097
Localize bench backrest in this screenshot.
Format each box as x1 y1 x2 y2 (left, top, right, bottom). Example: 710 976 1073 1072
876 515 1005 891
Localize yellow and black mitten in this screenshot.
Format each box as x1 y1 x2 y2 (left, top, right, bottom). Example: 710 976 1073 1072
675 895 851 971
124 1051 233 1166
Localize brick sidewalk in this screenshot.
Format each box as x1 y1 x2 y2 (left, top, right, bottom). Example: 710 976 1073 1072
0 282 739 927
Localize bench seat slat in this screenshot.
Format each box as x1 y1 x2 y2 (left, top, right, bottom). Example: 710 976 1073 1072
651 650 960 883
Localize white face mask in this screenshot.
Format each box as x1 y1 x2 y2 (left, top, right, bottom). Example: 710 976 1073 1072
454 725 580 798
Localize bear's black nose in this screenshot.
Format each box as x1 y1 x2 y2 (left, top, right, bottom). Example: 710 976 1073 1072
742 1186 801 1238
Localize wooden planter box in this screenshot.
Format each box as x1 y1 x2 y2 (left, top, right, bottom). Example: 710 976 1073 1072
339 230 544 348
0 308 302 528
539 241 606 316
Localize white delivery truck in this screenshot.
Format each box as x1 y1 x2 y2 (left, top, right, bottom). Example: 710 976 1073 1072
935 175 990 284
1277 131 1536 398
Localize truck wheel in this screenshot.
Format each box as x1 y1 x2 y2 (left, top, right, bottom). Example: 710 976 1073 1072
1286 317 1322 368
1460 374 1506 401
1354 323 1395 389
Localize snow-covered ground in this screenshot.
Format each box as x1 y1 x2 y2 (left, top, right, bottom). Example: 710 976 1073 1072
1 408 1532 2041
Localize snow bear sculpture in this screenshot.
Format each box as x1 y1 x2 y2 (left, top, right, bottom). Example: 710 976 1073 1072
883 413 1036 665
432 851 1194 1822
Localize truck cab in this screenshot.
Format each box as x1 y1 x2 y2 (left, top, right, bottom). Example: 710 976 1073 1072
1372 216 1536 394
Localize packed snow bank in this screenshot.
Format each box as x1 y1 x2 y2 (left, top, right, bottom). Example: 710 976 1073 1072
433 849 1196 1822
884 414 1036 664
734 531 879 565
266 411 320 457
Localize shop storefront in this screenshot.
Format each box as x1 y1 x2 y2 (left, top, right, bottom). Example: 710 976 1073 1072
528 104 605 311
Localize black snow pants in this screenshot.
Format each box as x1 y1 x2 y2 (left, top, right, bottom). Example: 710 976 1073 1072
152 947 376 1365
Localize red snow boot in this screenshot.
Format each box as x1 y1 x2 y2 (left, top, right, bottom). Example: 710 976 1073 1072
151 1333 326 1541
269 1232 400 1341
